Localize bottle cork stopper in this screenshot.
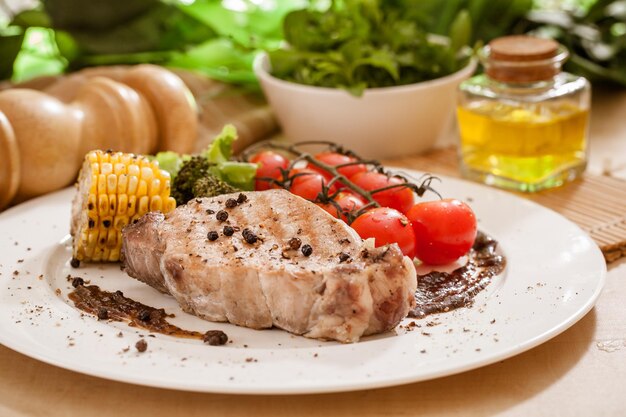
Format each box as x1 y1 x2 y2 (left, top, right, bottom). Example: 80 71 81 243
489 36 559 61
486 35 563 83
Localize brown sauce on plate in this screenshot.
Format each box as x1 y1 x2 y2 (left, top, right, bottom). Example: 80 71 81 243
409 231 506 318
69 284 205 339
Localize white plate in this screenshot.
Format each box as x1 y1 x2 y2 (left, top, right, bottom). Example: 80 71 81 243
0 174 606 394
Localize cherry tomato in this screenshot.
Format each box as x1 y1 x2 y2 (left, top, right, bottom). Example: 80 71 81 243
288 168 337 201
308 152 367 186
350 171 414 214
250 151 289 191
406 199 477 265
317 191 367 221
351 207 416 258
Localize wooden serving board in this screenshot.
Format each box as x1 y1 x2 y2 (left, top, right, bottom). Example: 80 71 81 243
387 147 626 264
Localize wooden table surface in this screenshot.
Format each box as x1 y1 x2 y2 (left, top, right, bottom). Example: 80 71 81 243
1 88 625 417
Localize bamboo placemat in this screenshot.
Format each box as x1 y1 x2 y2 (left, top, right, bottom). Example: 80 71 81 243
387 147 626 264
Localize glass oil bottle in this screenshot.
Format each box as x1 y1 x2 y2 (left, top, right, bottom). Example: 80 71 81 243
457 35 591 192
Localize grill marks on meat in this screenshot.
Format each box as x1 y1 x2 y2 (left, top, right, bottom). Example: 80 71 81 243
122 189 417 343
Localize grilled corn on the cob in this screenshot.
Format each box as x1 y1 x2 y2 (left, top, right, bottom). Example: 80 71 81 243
70 150 176 263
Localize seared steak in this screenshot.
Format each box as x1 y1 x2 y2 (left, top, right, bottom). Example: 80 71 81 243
122 189 416 343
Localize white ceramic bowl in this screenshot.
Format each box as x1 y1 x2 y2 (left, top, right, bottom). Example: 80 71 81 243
254 53 477 159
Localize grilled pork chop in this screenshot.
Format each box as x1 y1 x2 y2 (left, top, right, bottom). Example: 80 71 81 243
122 189 417 343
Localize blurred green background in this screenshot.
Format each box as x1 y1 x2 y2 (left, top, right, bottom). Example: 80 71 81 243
0 0 624 87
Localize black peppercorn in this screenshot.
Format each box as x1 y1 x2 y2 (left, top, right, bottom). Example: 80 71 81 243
237 193 247 204
223 225 234 236
207 231 219 241
242 228 258 244
225 198 238 208
135 339 148 352
71 277 84 288
203 330 228 346
206 209 215 215
97 307 109 320
338 252 350 262
70 258 80 268
301 244 313 257
216 210 229 221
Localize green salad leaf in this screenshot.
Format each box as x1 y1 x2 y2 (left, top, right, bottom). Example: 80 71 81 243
153 151 189 180
203 124 238 164
203 124 258 190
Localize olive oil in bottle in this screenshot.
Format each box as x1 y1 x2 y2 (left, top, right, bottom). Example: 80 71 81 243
457 36 590 192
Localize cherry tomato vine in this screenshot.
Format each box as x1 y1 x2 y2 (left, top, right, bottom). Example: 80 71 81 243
241 140 441 224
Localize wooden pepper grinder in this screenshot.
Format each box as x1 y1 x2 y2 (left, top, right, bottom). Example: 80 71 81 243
0 64 198 209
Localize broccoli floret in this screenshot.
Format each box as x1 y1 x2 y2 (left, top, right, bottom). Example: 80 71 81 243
171 156 213 205
192 176 239 199
171 156 240 205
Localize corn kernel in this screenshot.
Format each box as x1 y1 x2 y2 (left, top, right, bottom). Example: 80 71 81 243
150 195 162 212
98 194 109 216
137 180 148 197
127 176 138 195
114 163 126 176
149 178 161 195
107 174 117 194
137 196 150 215
127 164 140 177
114 215 129 231
118 174 128 194
127 196 137 217
117 194 128 215
100 162 113 176
97 174 107 195
141 167 153 182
